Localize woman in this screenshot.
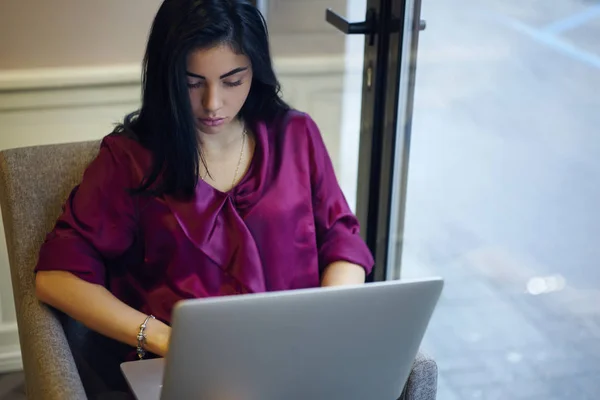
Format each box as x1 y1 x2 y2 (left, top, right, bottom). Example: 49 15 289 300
35 0 374 386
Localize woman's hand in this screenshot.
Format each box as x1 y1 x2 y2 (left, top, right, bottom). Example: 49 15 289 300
321 261 366 287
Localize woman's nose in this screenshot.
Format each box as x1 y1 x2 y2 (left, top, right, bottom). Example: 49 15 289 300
202 84 223 112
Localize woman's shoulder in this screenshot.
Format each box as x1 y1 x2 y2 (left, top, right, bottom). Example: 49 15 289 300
100 129 144 152
258 109 330 170
97 130 152 167
277 108 315 128
269 108 322 143
80 131 154 191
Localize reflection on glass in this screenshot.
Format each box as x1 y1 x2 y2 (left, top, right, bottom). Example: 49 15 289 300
399 0 600 398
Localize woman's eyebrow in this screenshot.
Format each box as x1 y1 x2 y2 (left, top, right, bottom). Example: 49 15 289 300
185 66 249 80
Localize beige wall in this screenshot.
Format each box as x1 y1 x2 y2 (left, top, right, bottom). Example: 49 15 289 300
0 0 162 70
0 0 347 71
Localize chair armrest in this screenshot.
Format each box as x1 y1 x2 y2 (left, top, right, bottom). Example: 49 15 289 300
15 293 87 400
400 351 438 400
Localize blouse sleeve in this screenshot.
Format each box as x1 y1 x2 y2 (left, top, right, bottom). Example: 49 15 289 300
304 114 375 274
35 136 138 286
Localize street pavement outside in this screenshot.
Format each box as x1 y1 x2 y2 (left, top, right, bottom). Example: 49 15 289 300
401 0 600 398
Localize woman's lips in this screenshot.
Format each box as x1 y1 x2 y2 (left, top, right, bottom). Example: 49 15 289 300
199 117 225 127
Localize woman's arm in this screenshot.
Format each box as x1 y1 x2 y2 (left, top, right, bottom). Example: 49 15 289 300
34 137 170 355
36 270 171 357
321 261 366 287
301 113 375 281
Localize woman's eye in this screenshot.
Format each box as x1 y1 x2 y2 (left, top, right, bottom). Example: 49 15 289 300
224 80 243 87
187 81 204 89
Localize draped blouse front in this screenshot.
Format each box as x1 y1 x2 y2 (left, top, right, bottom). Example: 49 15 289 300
35 110 375 325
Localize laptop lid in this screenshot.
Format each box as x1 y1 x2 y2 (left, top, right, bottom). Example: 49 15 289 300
153 278 443 400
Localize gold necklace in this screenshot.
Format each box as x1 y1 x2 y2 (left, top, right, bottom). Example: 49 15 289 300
201 127 247 191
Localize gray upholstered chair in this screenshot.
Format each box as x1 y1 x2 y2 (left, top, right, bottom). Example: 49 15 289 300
0 140 437 400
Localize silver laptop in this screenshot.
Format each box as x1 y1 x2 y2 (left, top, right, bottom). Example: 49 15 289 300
121 277 443 400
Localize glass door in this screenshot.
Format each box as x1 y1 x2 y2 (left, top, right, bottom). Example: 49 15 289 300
263 0 425 282
397 0 600 398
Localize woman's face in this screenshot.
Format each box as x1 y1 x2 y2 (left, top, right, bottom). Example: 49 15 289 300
186 44 253 134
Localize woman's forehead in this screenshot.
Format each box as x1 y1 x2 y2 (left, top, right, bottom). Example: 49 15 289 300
186 44 251 77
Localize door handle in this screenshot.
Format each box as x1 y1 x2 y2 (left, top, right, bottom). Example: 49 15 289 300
325 8 375 35
326 9 425 42
326 8 377 45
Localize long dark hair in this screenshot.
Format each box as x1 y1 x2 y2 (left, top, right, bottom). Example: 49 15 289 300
116 0 290 199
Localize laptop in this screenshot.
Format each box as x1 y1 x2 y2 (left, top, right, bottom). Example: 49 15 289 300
121 277 443 400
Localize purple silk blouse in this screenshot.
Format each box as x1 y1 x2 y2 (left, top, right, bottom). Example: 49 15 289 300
35 110 374 326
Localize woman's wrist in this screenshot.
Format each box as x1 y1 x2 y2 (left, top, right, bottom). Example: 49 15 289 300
321 261 366 287
144 318 171 357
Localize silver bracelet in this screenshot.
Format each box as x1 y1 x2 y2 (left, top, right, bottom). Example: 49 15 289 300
136 314 155 359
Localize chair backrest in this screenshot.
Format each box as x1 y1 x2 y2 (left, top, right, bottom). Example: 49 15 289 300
0 140 100 303
0 140 100 398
